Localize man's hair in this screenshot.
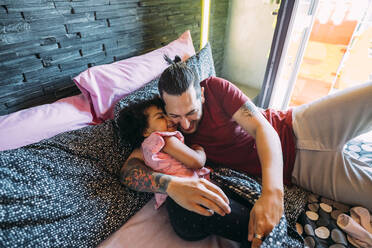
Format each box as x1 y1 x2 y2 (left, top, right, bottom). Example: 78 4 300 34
117 96 164 148
158 55 201 98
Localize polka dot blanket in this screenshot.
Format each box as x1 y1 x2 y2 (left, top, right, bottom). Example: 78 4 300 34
344 139 372 166
296 193 372 248
295 138 372 248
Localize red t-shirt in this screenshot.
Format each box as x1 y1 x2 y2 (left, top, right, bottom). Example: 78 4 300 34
184 77 296 185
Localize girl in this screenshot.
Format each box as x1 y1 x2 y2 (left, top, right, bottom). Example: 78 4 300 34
117 96 210 209
117 96 253 247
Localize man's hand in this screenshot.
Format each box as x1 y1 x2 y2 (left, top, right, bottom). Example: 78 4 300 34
166 177 231 217
120 151 231 217
248 190 284 247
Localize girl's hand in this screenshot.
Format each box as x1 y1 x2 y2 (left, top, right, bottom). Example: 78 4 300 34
163 137 205 168
191 144 204 152
190 144 206 168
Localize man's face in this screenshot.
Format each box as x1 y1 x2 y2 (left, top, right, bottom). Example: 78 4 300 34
162 85 204 134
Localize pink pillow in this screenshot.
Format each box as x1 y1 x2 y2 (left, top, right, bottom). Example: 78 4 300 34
73 30 195 122
0 94 93 151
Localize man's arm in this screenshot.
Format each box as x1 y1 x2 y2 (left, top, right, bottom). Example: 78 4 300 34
120 148 231 216
120 157 171 193
232 99 284 246
233 100 284 195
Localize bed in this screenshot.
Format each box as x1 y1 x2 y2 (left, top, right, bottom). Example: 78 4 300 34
1 30 367 248
0 31 244 247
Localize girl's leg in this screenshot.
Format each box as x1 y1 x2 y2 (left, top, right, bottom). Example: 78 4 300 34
291 81 372 209
165 194 252 244
165 197 209 241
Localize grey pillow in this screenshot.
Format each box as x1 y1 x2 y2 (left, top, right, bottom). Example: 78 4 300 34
113 42 215 121
187 42 216 83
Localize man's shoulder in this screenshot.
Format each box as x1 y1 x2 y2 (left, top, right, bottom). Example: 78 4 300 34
201 76 231 89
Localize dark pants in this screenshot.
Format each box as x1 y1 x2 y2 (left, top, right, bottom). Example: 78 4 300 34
165 189 253 246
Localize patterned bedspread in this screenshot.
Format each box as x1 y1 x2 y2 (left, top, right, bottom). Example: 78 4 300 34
0 121 152 247
344 138 372 166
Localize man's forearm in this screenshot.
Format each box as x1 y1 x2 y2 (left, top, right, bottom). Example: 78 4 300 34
120 157 172 193
256 125 284 195
233 100 284 194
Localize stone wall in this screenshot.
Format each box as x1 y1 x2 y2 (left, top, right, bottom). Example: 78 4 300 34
0 0 228 115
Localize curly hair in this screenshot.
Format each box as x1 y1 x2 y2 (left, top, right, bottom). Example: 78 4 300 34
117 96 165 148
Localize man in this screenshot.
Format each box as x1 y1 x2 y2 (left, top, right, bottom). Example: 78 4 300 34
120 57 372 247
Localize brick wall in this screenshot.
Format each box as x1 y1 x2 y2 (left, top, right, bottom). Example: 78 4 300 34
0 0 228 115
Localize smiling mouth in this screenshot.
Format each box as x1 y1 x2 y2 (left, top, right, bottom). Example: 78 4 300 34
180 122 195 133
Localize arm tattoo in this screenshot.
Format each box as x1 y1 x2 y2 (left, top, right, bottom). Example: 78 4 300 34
154 173 171 193
120 158 171 193
240 100 259 118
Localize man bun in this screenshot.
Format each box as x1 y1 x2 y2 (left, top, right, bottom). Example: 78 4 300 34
163 55 181 65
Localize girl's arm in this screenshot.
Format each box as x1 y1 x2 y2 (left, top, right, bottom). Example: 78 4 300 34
162 136 206 169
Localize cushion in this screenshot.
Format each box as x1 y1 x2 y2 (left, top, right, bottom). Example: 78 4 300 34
73 30 196 122
186 42 216 84
0 94 93 151
113 42 216 124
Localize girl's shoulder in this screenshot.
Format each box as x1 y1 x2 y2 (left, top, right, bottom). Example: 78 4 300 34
141 131 184 155
152 131 183 139
143 131 184 146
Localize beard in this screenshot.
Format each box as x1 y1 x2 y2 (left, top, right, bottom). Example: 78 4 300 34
178 120 199 134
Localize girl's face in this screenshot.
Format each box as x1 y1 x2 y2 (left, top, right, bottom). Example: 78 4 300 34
143 105 177 137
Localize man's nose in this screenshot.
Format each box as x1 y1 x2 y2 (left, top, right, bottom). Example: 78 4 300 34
180 117 190 129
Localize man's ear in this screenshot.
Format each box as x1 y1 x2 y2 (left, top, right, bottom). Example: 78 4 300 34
201 87 205 104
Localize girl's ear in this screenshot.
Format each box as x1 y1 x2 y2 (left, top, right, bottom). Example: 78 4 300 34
142 107 151 138
143 127 151 137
